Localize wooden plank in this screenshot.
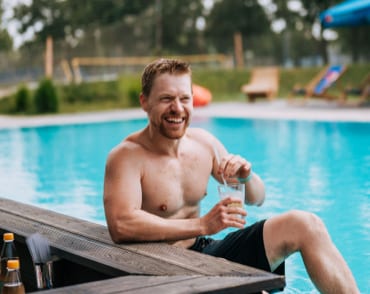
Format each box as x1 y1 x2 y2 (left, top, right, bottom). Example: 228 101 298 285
72 54 228 66
0 209 196 276
0 198 279 277
32 275 284 294
0 198 285 293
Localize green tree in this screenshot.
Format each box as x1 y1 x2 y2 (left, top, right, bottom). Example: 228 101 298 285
13 0 151 45
205 0 270 54
12 0 204 55
159 0 204 54
0 0 13 51
338 26 370 63
13 0 68 44
0 29 12 51
273 0 343 65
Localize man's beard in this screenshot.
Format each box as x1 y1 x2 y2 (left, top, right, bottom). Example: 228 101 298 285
159 119 188 139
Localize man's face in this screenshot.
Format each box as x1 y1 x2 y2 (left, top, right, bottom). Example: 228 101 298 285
142 73 193 139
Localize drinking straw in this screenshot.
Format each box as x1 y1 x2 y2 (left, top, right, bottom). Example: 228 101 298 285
213 145 228 186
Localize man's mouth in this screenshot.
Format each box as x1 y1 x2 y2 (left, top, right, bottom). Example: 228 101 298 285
165 117 184 124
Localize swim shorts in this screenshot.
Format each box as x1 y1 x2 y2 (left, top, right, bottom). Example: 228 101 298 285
189 219 285 275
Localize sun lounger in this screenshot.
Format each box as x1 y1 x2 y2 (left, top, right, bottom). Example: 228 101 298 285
341 72 370 105
241 67 279 102
290 64 346 102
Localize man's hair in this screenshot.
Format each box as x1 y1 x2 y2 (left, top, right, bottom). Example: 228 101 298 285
141 58 191 97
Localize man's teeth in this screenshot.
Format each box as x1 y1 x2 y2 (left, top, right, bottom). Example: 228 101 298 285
166 118 183 123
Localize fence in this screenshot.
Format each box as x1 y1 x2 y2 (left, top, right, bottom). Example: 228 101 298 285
0 13 288 91
0 14 364 91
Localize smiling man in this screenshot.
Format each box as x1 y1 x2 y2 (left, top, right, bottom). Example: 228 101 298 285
103 58 359 294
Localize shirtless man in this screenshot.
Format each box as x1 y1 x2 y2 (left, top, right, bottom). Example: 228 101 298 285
103 58 359 294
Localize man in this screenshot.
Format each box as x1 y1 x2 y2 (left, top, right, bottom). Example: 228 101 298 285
103 58 359 293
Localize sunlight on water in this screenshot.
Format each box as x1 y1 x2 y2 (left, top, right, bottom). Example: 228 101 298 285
0 117 369 293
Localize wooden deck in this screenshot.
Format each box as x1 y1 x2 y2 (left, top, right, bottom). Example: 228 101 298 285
0 198 285 293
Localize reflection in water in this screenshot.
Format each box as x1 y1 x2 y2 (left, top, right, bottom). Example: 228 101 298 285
0 129 41 203
0 117 369 293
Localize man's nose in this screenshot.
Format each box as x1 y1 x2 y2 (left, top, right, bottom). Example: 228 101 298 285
170 98 183 111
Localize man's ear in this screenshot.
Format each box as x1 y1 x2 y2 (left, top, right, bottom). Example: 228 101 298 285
139 93 148 112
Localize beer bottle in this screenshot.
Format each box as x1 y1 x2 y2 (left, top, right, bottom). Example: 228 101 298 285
0 233 19 292
2 260 25 294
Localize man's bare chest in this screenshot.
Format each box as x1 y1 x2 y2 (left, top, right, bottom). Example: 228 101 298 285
141 153 212 217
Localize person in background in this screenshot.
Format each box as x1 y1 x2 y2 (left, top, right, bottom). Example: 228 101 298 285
103 58 359 294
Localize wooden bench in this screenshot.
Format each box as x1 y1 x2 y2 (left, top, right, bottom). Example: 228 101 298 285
0 198 285 293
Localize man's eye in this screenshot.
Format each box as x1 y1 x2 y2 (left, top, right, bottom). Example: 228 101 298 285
161 97 172 102
181 97 191 102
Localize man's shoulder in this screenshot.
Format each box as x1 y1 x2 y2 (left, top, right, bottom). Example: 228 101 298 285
108 134 144 160
187 127 215 143
187 127 212 137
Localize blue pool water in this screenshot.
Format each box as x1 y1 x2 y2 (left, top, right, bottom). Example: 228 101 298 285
0 117 369 293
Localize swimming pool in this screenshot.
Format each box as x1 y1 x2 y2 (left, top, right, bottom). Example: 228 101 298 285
0 117 369 293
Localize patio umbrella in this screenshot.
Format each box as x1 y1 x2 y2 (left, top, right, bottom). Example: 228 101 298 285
320 0 370 28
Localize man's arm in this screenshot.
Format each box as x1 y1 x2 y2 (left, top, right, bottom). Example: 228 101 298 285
243 172 265 206
211 139 265 206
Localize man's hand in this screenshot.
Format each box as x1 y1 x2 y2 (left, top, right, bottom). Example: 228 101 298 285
218 154 252 180
215 151 265 206
200 197 247 236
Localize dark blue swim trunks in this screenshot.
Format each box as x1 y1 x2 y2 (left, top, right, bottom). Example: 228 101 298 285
189 219 285 275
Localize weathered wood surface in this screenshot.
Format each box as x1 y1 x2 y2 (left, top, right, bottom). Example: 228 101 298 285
0 198 285 293
33 275 283 294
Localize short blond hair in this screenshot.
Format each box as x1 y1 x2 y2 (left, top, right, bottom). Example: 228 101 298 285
141 58 191 97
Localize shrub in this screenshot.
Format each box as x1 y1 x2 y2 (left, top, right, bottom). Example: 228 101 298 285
127 83 141 107
61 82 88 103
34 78 59 113
14 84 30 113
117 74 142 107
61 81 120 104
0 94 14 113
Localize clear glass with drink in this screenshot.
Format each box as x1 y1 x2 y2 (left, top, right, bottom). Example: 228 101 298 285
218 182 245 217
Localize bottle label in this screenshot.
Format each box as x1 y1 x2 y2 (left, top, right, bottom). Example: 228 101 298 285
2 283 26 294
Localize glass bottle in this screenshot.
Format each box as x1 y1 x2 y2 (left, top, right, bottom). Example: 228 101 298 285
0 233 19 292
2 260 25 294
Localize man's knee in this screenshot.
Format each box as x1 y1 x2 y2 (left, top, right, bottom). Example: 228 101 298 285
264 210 329 262
286 210 328 244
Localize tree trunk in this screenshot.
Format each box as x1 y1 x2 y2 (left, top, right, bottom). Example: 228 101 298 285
319 28 328 64
45 36 53 78
233 31 244 69
351 28 359 63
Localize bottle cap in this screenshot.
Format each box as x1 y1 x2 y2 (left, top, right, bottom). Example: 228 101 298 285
3 233 14 241
7 259 20 269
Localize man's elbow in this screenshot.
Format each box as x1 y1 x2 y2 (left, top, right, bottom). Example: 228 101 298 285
247 195 265 207
256 188 266 206
107 221 136 244
256 195 265 206
109 230 125 244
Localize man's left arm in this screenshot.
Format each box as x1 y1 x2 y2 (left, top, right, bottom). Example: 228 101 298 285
239 172 265 206
211 140 265 206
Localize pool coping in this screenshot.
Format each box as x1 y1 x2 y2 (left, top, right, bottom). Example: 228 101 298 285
0 100 370 129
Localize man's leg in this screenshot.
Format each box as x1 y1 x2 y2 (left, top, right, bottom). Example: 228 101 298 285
263 210 359 294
